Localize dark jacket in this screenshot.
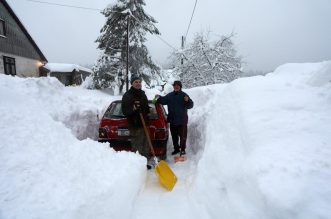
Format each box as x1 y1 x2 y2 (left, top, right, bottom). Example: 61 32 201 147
121 87 150 128
157 90 194 125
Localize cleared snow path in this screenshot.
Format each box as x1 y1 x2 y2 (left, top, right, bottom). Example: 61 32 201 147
131 85 227 219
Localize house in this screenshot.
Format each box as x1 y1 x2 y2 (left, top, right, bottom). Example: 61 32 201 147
42 63 92 86
0 0 47 77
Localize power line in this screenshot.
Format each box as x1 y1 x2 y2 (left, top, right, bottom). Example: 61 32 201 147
129 14 178 51
184 0 198 40
26 0 178 51
155 35 178 51
26 0 102 11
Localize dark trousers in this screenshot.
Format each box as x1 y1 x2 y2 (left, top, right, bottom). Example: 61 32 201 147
129 127 150 159
170 124 187 151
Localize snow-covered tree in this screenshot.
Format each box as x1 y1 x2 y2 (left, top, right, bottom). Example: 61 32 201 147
171 31 242 88
92 0 160 93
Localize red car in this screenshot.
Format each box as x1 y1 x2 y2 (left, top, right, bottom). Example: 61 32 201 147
98 100 169 160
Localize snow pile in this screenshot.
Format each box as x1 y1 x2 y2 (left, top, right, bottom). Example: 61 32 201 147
0 75 146 219
0 60 331 219
3 76 112 141
191 61 331 218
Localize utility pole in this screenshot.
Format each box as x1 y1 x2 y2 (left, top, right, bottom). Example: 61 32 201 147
126 13 130 92
181 36 185 65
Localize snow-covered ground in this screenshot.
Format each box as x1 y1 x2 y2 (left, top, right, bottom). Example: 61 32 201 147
1 61 331 219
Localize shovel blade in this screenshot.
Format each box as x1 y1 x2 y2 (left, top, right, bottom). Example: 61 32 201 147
154 160 177 191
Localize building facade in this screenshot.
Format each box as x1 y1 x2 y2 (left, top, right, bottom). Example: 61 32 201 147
0 0 47 77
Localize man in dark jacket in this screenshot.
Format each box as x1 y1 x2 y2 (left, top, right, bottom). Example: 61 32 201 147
122 74 155 169
155 80 194 155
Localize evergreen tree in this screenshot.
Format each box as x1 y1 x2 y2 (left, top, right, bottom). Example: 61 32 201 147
171 31 242 88
93 0 160 93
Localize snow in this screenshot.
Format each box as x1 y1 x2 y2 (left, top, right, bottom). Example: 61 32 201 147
44 63 93 74
1 61 331 219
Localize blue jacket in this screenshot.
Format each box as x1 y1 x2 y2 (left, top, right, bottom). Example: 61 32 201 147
157 90 194 125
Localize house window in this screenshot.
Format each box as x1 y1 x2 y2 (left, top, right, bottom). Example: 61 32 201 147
0 19 6 37
3 56 16 76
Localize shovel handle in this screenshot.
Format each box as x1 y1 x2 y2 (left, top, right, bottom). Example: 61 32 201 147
139 112 156 157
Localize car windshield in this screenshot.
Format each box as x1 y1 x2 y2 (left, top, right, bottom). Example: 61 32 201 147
103 102 159 119
104 102 125 118
148 103 158 120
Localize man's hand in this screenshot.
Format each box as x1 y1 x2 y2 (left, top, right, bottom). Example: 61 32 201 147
155 94 160 99
184 96 189 102
133 101 140 111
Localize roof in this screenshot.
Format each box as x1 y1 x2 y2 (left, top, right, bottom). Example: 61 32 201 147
1 0 48 62
44 63 93 74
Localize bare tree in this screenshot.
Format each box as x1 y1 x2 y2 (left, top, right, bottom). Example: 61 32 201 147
171 31 243 88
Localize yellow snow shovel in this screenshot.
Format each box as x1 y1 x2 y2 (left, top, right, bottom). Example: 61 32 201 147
139 112 177 191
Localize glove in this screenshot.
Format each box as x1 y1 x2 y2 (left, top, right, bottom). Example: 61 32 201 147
151 97 158 104
133 101 140 111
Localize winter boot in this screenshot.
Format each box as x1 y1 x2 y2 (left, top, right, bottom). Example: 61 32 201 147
171 149 180 155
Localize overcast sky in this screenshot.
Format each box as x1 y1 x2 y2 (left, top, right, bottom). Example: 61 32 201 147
6 0 331 72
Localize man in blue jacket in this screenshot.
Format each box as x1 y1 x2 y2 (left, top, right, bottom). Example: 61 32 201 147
155 81 194 155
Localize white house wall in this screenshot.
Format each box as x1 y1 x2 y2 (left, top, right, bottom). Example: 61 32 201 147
0 52 41 77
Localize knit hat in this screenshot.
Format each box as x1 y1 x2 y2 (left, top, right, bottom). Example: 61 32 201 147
130 74 141 84
172 80 182 88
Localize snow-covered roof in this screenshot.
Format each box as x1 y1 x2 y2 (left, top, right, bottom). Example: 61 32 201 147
44 63 93 74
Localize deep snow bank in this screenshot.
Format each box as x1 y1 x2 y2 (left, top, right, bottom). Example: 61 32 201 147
0 75 146 218
1 60 331 219
191 61 331 218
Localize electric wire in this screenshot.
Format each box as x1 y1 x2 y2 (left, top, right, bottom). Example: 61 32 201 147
26 0 102 11
25 0 180 51
131 14 199 72
155 35 178 51
24 0 197 72
184 0 198 40
129 14 178 51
